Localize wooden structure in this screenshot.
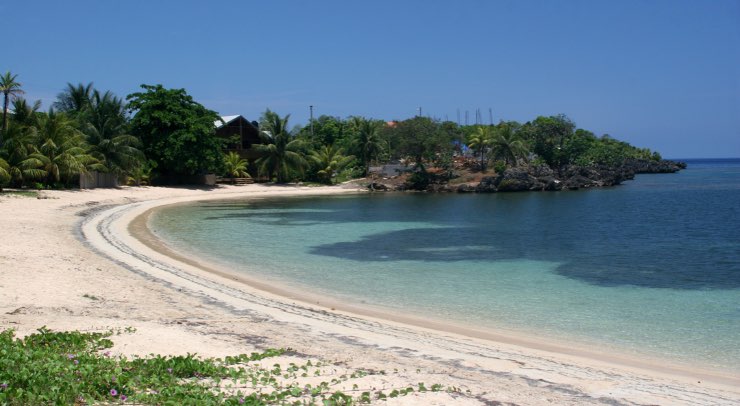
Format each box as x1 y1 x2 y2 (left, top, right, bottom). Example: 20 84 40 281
214 115 263 160
216 176 255 185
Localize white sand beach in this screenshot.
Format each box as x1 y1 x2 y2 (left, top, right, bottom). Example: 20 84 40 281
1 185 739 405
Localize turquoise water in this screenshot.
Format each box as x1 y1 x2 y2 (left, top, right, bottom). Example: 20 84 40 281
150 159 740 371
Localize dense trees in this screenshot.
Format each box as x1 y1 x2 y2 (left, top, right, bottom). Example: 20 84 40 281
127 84 224 176
0 70 667 191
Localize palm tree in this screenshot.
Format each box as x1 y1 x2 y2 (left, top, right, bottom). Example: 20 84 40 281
0 157 10 191
466 126 493 171
84 90 143 177
309 144 354 184
53 82 94 119
1 121 43 186
10 98 41 127
1 71 25 142
349 117 384 176
491 124 529 167
223 151 250 178
254 110 306 183
22 110 102 186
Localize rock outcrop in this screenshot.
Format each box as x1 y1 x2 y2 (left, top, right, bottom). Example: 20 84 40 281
367 159 685 193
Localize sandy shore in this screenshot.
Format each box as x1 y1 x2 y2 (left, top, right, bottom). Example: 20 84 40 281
1 185 738 405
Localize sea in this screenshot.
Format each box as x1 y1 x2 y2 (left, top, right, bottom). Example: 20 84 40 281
149 158 740 372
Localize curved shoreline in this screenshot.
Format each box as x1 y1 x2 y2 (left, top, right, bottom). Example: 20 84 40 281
77 185 740 403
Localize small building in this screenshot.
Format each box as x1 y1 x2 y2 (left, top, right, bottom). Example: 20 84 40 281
214 115 263 160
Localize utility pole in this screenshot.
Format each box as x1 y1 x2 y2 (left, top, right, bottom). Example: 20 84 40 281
489 108 493 126
309 105 314 138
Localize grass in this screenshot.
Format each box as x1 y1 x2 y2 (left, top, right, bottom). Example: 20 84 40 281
0 327 449 405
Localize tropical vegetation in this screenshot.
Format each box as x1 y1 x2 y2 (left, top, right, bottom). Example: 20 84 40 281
0 70 667 191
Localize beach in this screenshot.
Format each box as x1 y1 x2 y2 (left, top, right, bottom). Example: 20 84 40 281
1 185 739 405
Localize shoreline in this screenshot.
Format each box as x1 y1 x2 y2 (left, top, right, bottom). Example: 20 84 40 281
131 192 739 387
3 185 739 405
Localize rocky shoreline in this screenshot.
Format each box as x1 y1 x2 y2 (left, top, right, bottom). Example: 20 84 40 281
368 159 687 193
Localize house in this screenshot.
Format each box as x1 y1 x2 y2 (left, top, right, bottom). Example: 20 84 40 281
214 115 263 160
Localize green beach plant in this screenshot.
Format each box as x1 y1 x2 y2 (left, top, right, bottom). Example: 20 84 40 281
0 327 447 405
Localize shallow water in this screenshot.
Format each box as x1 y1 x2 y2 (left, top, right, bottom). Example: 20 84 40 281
150 159 740 371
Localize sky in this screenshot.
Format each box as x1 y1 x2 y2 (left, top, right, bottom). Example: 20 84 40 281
3 0 739 158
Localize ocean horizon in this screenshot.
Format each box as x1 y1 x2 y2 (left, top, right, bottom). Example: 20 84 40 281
149 158 740 372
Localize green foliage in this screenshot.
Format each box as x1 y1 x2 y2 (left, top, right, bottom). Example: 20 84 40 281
0 327 447 405
518 114 575 168
0 71 25 139
347 117 385 176
384 116 453 166
254 110 307 183
22 109 102 186
84 90 144 177
296 115 350 150
490 124 528 166
223 151 250 178
0 157 10 189
309 144 354 184
516 115 663 170
127 84 224 176
466 126 493 170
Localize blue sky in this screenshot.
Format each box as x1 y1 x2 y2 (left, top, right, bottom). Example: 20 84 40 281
3 0 739 158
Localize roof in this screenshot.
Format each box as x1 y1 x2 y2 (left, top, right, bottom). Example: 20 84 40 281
214 115 241 128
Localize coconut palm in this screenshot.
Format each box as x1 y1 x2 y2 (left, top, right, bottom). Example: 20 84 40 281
254 110 306 183
53 82 94 119
1 71 25 141
491 124 529 166
223 151 250 178
309 144 354 184
349 117 384 176
84 90 143 177
1 121 43 186
10 98 41 127
0 157 10 191
466 126 493 170
22 110 102 185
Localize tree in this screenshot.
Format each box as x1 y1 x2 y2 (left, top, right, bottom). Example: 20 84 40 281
348 117 384 176
254 110 306 183
1 121 42 186
296 115 348 149
519 114 575 168
386 116 449 167
1 72 25 143
126 84 224 176
85 90 143 177
309 144 354 184
0 157 10 191
22 110 101 186
466 126 493 170
223 151 249 178
10 98 41 127
490 124 528 166
53 82 94 119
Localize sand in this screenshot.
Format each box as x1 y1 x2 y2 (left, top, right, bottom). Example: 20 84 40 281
1 184 738 405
